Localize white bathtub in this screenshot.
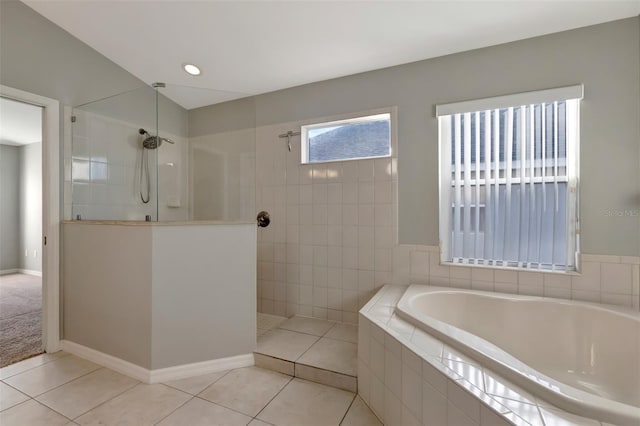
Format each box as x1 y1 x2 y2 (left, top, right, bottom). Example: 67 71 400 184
395 285 640 425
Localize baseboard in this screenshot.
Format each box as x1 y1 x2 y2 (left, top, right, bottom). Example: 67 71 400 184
149 353 255 383
0 269 18 275
60 340 254 384
18 269 43 277
61 340 151 382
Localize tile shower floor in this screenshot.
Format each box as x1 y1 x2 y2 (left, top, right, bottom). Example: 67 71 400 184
0 351 381 426
256 315 358 392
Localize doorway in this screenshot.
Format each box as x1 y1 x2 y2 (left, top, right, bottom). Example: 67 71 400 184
0 85 61 362
0 96 43 367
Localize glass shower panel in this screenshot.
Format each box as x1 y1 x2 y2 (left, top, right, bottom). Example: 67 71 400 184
179 85 256 221
71 85 159 221
154 84 190 221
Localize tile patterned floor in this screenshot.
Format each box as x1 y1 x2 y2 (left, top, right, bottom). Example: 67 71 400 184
0 351 381 426
256 316 358 377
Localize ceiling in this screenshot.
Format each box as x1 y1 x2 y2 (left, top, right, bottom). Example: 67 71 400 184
0 97 42 146
23 1 640 110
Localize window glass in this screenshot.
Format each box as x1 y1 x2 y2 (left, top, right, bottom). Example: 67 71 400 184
302 113 391 163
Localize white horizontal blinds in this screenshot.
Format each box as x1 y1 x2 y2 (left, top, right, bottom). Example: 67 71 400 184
442 91 580 271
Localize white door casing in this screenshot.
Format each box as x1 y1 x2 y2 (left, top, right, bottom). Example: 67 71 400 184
1 84 61 353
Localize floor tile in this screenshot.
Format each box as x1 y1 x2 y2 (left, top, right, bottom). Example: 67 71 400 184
156 397 252 426
340 396 382 426
248 419 274 426
295 364 357 392
297 337 357 376
199 366 291 417
325 323 358 343
3 355 100 397
256 329 319 361
163 370 228 395
254 353 294 376
75 383 190 426
0 351 69 380
35 367 139 419
278 316 335 336
0 399 70 426
0 381 30 411
257 313 286 331
257 378 354 426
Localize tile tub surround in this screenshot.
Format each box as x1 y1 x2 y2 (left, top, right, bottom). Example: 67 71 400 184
255 316 358 392
0 351 380 426
357 285 612 426
393 246 640 312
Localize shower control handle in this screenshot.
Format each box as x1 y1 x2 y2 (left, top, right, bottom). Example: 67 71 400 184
257 211 270 228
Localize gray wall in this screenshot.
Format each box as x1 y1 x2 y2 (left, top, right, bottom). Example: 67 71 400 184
0 1 142 108
0 1 187 133
190 17 640 256
0 143 42 272
19 142 42 272
1 145 20 271
63 224 153 368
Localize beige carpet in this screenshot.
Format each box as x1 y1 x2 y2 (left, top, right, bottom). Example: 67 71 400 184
0 273 43 368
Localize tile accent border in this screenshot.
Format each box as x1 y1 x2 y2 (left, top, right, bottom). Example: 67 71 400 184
60 340 254 384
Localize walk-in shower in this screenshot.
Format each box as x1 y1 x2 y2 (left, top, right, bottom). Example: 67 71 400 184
68 82 189 220
67 81 256 222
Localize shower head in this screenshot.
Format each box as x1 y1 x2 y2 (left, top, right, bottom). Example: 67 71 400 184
139 128 175 149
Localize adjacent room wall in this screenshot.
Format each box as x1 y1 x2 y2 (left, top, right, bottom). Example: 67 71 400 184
0 145 20 272
0 143 42 274
18 142 42 273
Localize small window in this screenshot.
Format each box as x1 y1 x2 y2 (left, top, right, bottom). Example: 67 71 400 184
437 85 583 272
301 112 391 163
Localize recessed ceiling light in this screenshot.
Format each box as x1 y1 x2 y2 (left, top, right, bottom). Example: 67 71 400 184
183 63 201 76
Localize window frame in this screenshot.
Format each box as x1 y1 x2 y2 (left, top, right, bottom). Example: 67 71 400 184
436 85 582 273
300 107 396 164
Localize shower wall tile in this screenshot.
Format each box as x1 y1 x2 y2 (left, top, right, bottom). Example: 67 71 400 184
256 117 398 322
68 110 189 221
256 117 639 321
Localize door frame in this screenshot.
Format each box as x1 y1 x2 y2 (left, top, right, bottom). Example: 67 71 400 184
1 84 61 353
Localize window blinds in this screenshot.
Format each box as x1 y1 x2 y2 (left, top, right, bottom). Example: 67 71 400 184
438 86 582 271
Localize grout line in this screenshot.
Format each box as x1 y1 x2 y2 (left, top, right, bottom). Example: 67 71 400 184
0 351 70 380
151 387 194 426
292 335 322 363
338 394 357 426
162 368 232 395
9 361 103 400
31 399 75 424
251 374 294 422
62 376 140 421
193 395 260 421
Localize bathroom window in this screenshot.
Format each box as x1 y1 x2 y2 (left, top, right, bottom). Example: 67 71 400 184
301 110 393 163
437 85 582 272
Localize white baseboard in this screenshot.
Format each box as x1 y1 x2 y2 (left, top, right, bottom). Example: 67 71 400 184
150 353 254 383
0 269 18 275
19 269 43 277
60 340 254 384
61 340 150 382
